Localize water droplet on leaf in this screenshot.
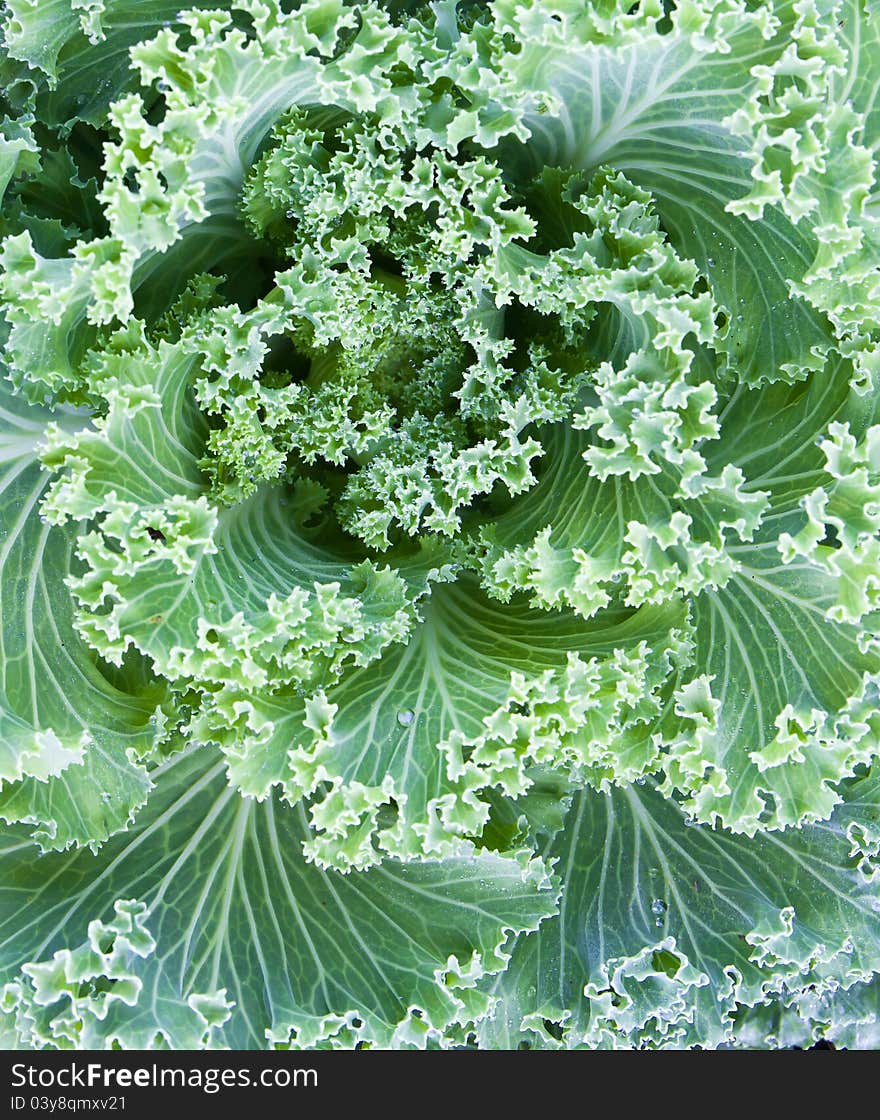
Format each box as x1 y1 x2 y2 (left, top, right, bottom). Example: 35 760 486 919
397 709 415 726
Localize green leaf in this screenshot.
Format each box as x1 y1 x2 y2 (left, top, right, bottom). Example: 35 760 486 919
481 0 832 383
40 323 419 689
479 356 880 832
720 0 880 369
2 0 224 128
479 766 880 1048
0 117 39 207
732 973 880 1049
0 1 413 396
662 544 880 832
478 424 768 618
199 577 689 869
0 378 161 850
0 746 559 1049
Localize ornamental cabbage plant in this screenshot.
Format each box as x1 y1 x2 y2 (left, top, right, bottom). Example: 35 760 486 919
0 0 879 1051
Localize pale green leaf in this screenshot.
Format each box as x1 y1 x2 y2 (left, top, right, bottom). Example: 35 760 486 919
0 746 559 1049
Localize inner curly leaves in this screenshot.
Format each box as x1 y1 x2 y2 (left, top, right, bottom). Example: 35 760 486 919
188 109 714 554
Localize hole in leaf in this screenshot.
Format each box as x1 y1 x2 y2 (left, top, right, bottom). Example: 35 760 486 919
261 333 310 385
820 523 841 550
66 121 108 187
651 949 682 978
145 89 168 126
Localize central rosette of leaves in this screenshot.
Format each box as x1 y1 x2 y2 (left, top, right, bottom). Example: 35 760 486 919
191 111 637 551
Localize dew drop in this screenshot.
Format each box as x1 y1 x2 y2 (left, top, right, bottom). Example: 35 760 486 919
397 709 415 726
707 257 715 267
651 898 667 917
